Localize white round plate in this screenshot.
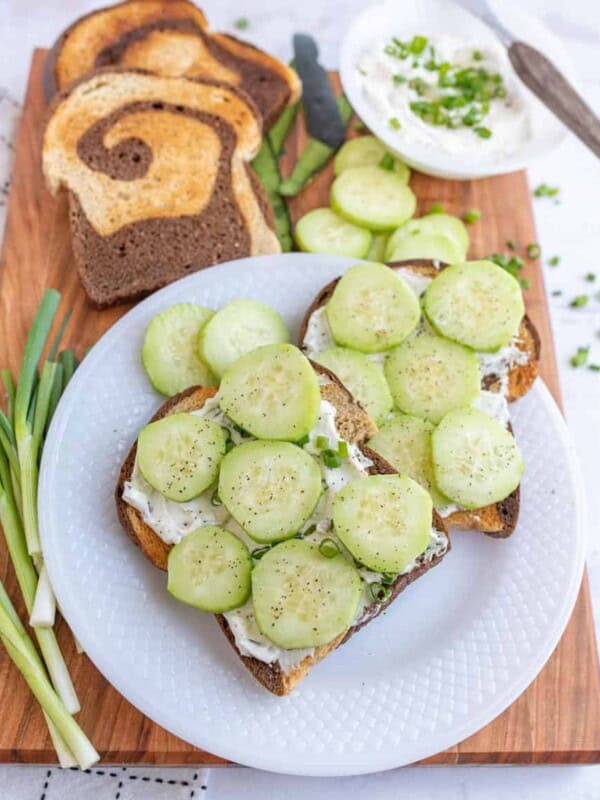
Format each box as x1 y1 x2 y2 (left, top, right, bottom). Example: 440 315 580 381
340 0 577 179
40 254 585 776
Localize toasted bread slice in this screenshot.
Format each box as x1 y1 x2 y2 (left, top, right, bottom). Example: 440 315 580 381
298 260 533 538
43 0 301 127
115 365 450 695
43 70 280 307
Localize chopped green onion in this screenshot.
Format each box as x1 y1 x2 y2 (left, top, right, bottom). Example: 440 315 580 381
381 572 396 586
379 152 395 171
315 434 329 450
251 546 271 560
463 209 480 224
472 50 483 61
427 202 445 215
506 239 516 250
338 440 349 459
233 17 249 29
318 538 340 558
300 524 317 538
533 183 560 198
588 364 600 372
389 117 401 130
323 449 342 469
548 255 560 267
570 294 589 308
369 582 393 605
585 272 596 282
393 74 407 84
570 346 589 367
526 243 541 260
474 126 492 139
409 35 428 55
296 434 309 447
488 253 528 288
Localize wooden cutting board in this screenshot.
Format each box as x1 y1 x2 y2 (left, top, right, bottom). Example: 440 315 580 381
1 49 599 766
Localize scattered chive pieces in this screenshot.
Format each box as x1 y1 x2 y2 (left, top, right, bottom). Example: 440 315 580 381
533 183 560 198
463 209 480 224
323 449 342 469
589 364 600 372
296 434 309 447
338 440 349 459
474 126 492 139
570 346 589 368
251 545 271 560
389 116 401 130
488 252 528 288
526 243 541 259
233 17 249 30
585 272 596 282
551 290 562 297
318 538 340 558
302 524 317 538
379 152 395 171
393 74 407 84
548 255 560 266
428 202 445 214
409 35 428 55
472 49 483 61
506 239 516 250
381 573 396 585
570 294 589 308
315 434 329 450
370 582 393 604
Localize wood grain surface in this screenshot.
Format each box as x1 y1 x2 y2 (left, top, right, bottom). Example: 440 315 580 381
0 50 599 766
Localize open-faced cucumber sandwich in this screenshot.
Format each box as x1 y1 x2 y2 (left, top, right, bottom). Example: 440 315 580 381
300 259 540 537
116 300 450 695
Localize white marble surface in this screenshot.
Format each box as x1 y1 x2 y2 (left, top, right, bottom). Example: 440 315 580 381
1 0 600 797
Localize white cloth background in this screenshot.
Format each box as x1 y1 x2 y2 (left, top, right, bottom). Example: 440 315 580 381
1 0 600 797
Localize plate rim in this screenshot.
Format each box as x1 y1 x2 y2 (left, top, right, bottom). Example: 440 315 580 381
39 254 587 776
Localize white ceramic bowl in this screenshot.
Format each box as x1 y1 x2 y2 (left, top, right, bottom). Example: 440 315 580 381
340 0 577 179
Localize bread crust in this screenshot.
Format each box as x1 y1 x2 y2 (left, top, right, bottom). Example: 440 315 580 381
115 366 450 695
298 260 533 538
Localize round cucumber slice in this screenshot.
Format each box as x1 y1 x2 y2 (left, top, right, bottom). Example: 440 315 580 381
368 413 449 508
326 262 420 353
315 346 393 425
387 214 469 256
331 166 416 231
384 334 480 424
385 232 465 265
167 525 251 612
142 303 216 396
137 413 226 502
295 208 372 258
219 343 321 441
252 539 362 649
332 474 432 573
423 260 526 352
218 441 322 543
198 298 289 379
432 407 524 509
334 136 410 182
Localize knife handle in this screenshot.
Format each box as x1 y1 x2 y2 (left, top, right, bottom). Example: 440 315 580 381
508 42 600 159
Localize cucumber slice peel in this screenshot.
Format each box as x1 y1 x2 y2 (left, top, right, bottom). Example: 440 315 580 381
384 334 481 424
167 526 252 612
333 474 432 573
218 441 323 543
198 298 289 379
326 262 420 353
432 407 524 509
424 260 525 352
137 413 226 502
252 539 362 649
142 303 216 396
219 343 321 441
331 166 416 231
295 208 372 258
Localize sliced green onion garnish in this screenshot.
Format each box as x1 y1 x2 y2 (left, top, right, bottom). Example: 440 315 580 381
381 572 396 586
296 434 309 447
233 16 249 29
318 538 340 558
570 294 589 308
463 209 480 224
570 346 589 367
409 35 428 55
534 183 560 198
472 50 483 61
506 239 516 250
315 434 329 450
548 255 560 266
393 74 407 84
474 126 492 139
389 117 401 130
379 152 395 171
585 273 596 282
526 243 541 259
300 524 317 539
323 449 342 469
251 546 271 560
369 582 392 605
337 440 349 459
589 364 600 372
427 202 445 215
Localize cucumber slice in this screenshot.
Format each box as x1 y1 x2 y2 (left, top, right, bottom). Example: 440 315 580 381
387 214 469 257
219 343 321 440
252 539 362 649
367 233 390 262
332 474 432 573
384 334 480 424
142 303 216 396
326 262 420 353
432 407 524 509
218 441 322 543
423 260 526 352
334 136 410 182
368 413 449 508
331 166 416 231
385 232 465 265
167 525 252 612
198 298 289 379
315 346 393 425
295 208 372 258
137 413 226 502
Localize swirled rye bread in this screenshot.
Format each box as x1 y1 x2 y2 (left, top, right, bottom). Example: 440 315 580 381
43 0 301 127
42 71 280 307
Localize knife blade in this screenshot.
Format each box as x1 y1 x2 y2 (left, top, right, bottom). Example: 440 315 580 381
293 33 346 150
